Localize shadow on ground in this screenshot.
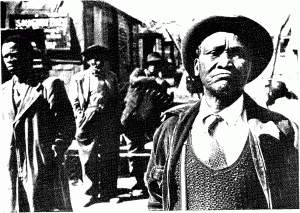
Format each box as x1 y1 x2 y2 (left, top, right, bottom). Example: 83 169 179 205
81 187 149 208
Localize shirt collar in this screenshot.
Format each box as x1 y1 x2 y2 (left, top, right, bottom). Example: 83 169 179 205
199 94 244 125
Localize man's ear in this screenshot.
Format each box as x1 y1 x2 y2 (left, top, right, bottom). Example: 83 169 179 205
194 58 200 76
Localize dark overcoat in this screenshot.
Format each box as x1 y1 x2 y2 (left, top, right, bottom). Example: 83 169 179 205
0 76 76 212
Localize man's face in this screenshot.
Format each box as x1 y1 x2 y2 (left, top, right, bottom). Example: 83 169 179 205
2 41 29 76
146 62 161 77
87 55 104 76
195 32 252 97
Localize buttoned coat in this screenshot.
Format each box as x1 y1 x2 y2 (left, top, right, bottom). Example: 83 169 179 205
0 76 76 212
145 93 299 210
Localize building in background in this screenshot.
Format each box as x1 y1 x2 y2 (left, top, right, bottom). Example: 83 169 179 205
1 0 142 88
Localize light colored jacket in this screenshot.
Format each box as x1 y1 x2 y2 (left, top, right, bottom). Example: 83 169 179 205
68 69 120 121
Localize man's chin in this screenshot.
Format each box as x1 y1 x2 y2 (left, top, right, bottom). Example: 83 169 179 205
210 82 242 97
212 81 230 92
6 67 14 72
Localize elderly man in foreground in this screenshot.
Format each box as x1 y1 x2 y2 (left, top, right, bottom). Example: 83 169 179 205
145 15 299 210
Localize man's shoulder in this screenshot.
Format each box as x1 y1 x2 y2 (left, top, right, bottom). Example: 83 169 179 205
42 76 65 88
164 102 197 116
130 67 144 76
131 67 142 73
246 95 290 122
0 79 13 92
245 93 295 136
1 78 12 87
161 101 199 125
71 70 87 80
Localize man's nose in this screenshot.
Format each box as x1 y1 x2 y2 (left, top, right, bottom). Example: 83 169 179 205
95 60 101 66
216 52 233 69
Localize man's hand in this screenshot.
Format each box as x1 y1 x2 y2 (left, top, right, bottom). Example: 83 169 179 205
52 143 66 163
155 77 165 85
78 107 101 127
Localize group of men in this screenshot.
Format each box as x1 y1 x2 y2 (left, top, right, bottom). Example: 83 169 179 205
0 34 171 211
1 14 298 212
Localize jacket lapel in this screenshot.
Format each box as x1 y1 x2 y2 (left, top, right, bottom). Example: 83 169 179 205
244 93 273 209
83 72 90 106
165 100 201 210
77 71 90 110
13 83 43 127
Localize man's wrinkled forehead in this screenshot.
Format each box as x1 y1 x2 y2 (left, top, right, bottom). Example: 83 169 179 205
198 32 246 51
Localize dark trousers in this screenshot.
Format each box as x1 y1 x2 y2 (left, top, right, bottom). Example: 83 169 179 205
77 113 120 198
123 119 154 184
79 137 119 197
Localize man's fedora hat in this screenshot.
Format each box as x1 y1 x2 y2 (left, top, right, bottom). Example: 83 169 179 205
181 15 274 83
81 45 108 60
146 52 163 64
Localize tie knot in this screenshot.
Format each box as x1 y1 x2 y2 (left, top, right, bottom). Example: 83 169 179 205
204 114 223 136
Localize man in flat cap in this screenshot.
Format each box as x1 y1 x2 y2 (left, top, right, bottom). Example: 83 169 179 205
69 45 121 205
145 16 299 210
121 52 173 195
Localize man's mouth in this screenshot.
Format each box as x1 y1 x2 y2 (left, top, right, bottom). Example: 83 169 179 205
6 65 16 71
212 72 232 80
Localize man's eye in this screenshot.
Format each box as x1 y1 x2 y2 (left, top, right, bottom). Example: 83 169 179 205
205 47 224 56
206 50 222 57
228 48 247 58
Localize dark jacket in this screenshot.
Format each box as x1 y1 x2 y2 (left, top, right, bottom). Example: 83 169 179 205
121 68 173 129
145 93 299 210
1 76 75 212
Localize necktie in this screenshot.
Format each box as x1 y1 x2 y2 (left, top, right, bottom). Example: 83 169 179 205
204 114 228 170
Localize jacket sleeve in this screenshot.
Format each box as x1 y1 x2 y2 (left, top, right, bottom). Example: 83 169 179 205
145 116 178 211
269 117 299 208
129 68 156 85
45 77 76 152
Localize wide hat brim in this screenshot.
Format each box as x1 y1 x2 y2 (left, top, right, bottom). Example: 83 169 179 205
147 57 163 63
147 53 163 64
81 45 108 60
181 15 274 84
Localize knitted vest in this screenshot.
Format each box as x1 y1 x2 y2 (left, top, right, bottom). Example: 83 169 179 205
173 135 268 210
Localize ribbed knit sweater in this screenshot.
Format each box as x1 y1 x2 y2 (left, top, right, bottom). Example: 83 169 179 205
173 136 268 210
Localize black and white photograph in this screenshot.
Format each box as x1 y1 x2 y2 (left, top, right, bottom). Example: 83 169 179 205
0 0 299 212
